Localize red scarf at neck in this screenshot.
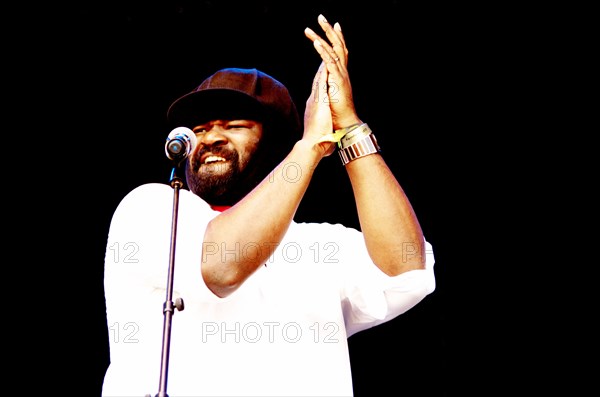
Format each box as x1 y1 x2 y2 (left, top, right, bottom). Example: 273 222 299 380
210 205 232 212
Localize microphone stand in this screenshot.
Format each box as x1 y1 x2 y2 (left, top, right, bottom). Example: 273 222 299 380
147 164 186 397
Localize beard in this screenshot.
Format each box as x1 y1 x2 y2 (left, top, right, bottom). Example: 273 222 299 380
185 145 255 206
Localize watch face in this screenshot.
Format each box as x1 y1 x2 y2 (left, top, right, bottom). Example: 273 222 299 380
341 124 371 147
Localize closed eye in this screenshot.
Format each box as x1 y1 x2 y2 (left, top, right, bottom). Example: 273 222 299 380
226 121 254 129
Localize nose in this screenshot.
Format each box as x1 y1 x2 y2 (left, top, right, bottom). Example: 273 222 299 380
199 126 228 147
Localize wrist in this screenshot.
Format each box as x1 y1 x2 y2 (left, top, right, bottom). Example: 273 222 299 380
295 138 330 162
334 117 362 131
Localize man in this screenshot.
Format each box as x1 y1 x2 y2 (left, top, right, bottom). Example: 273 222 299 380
102 14 435 396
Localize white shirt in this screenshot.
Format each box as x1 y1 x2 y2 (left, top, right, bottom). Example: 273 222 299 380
102 183 435 397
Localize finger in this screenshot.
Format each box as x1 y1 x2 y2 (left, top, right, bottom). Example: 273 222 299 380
309 62 328 101
304 26 317 41
317 15 341 46
317 15 347 59
309 61 324 99
333 22 347 49
310 35 340 65
313 61 326 85
319 65 329 98
305 27 335 55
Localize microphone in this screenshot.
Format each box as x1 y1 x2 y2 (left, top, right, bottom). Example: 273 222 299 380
165 127 197 161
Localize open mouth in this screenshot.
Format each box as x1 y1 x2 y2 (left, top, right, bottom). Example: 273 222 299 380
203 155 227 165
197 154 231 174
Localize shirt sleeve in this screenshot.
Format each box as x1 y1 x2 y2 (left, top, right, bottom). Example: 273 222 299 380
333 224 436 337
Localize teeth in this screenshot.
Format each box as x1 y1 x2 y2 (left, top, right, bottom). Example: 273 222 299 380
204 156 226 164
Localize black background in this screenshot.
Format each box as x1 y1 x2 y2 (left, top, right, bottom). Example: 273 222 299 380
20 1 518 395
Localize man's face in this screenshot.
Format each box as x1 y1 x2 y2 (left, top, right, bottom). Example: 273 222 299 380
185 119 263 204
